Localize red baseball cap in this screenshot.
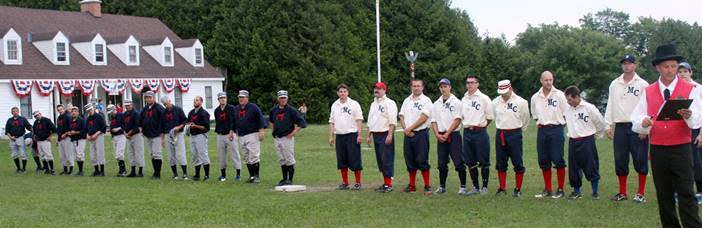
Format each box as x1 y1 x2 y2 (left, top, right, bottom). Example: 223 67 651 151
374 82 387 90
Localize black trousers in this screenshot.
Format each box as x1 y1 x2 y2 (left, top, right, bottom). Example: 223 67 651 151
651 144 702 228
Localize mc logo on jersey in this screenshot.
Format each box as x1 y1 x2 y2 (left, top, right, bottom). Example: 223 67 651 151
627 86 640 96
413 102 423 111
471 101 481 110
547 98 558 107
377 105 385 113
444 102 455 112
342 106 352 115
578 113 589 123
507 103 518 112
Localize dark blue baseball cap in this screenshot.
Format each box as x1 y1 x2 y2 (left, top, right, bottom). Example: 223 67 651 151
438 78 451 86
620 54 636 64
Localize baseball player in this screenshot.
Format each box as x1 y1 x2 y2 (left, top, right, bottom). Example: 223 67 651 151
5 106 32 173
269 90 307 186
161 96 189 180
430 78 467 195
367 82 398 193
399 79 433 195
65 107 87 176
108 105 127 176
23 132 41 172
492 80 530 197
32 111 56 175
56 104 74 175
139 91 165 179
85 104 107 177
564 86 606 199
122 100 144 178
679 62 702 202
214 92 241 182
234 90 266 183
329 84 364 190
461 76 494 195
530 71 568 199
604 54 650 203
187 96 211 181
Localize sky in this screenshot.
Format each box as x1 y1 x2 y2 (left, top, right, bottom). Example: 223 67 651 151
450 0 701 43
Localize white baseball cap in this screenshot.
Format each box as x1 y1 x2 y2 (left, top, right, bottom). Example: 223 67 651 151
497 80 511 95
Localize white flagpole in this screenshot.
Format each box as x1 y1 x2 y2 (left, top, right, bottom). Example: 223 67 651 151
375 0 381 83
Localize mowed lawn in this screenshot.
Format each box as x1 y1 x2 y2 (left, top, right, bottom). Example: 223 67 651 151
0 122 668 227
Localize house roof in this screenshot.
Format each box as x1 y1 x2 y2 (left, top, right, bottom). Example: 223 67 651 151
0 5 223 79
173 39 198 48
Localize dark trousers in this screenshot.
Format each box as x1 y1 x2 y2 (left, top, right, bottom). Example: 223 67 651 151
691 129 702 192
437 132 466 172
495 129 525 173
403 129 430 171
614 123 649 176
372 131 394 178
568 135 600 188
463 128 490 168
335 132 362 171
650 144 702 228
536 125 566 170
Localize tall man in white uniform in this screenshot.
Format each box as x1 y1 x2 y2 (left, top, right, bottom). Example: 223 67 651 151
431 78 467 195
492 80 530 197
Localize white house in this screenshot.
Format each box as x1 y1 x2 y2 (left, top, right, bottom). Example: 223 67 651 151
0 1 225 135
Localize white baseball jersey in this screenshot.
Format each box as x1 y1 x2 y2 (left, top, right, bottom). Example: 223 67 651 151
329 97 364 135
604 73 649 129
399 94 432 131
367 95 398 132
530 87 567 125
431 94 462 132
492 93 530 131
565 100 607 138
461 89 494 127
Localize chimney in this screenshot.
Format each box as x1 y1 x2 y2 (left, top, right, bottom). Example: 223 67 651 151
79 0 102 17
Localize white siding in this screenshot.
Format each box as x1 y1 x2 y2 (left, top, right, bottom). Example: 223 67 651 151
182 79 222 120
0 82 21 135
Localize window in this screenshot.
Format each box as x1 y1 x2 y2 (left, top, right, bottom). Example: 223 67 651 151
164 46 172 64
205 86 212 109
128 45 137 63
95 44 104 62
20 95 32 119
7 40 18 60
71 90 90 114
195 48 203 64
56 42 66 62
132 90 144 111
174 88 183 108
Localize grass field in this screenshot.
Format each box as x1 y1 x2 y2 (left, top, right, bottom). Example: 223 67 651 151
0 123 670 227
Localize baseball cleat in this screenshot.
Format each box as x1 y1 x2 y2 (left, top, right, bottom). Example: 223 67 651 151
203 176 209 181
182 175 189 180
567 191 582 200
336 183 350 190
457 187 468 195
495 189 507 196
552 190 565 199
192 176 200 181
435 187 447 194
423 185 433 195
218 176 226 182
696 193 702 205
610 193 628 201
247 176 255 183
235 174 241 181
351 183 362 191
633 193 646 203
375 185 393 193
513 189 522 198
403 185 416 193
277 180 288 186
480 187 489 195
592 192 600 200
172 176 180 180
534 189 552 198
462 187 480 196
253 176 261 183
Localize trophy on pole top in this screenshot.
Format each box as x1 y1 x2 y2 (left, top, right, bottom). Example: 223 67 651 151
405 51 418 79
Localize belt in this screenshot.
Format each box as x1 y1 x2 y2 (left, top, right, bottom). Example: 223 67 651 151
413 128 428 133
538 124 562 128
371 131 388 135
464 126 486 131
497 128 520 146
571 134 594 141
615 122 632 127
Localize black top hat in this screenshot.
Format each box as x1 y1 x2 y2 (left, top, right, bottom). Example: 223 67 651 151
652 44 684 66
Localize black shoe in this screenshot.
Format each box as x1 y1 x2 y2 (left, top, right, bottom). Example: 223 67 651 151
76 171 84 176
336 183 350 190
568 191 582 200
610 193 628 201
151 175 160 180
203 176 209 181
534 189 552 198
552 190 565 199
403 185 416 193
277 180 288 186
192 176 200 181
136 173 144 178
495 188 507 196
375 185 393 193
423 185 433 195
513 189 522 197
592 192 600 200
351 183 362 191
247 176 256 183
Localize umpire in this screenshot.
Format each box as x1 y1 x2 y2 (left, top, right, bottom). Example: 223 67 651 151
269 90 306 186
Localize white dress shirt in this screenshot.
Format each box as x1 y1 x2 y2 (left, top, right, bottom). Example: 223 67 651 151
329 97 364 135
399 94 433 131
492 93 531 131
530 87 567 125
565 100 607 138
367 95 398 132
631 76 702 134
461 89 494 127
604 73 649 129
431 94 462 132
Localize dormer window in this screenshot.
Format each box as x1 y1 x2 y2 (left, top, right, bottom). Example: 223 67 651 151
195 48 202 65
7 40 18 60
128 45 137 63
56 42 67 62
164 46 172 64
94 43 104 62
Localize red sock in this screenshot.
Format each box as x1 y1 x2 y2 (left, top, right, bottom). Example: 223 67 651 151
340 168 349 185
618 175 627 195
498 171 507 190
409 170 417 187
542 169 552 192
515 172 524 190
354 170 361 184
556 167 566 190
638 174 647 195
384 176 392 187
421 169 431 186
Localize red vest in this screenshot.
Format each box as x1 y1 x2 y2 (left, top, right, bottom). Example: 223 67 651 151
646 78 694 146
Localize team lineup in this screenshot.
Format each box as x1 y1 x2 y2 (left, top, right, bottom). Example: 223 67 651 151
5 44 702 227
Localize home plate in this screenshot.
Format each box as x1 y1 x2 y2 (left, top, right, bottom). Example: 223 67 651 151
275 185 307 192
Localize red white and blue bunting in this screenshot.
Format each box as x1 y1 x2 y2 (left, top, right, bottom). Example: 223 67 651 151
162 79 177 93
129 79 144 93
11 80 33 97
35 80 55 96
99 79 127 95
146 79 160 92
57 80 76 96
177 78 192 93
78 80 96 96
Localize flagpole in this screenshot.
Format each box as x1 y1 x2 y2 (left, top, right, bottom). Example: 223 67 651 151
375 0 381 83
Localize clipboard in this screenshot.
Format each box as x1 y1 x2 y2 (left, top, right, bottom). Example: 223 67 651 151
656 99 693 121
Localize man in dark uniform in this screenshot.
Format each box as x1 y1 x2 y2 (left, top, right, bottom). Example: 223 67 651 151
188 96 211 181
123 100 144 178
108 105 127 176
86 104 107 177
32 111 56 175
65 107 87 176
56 104 73 175
233 90 267 183
161 96 189 180
139 91 165 179
214 92 241 182
269 90 307 186
5 107 32 173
